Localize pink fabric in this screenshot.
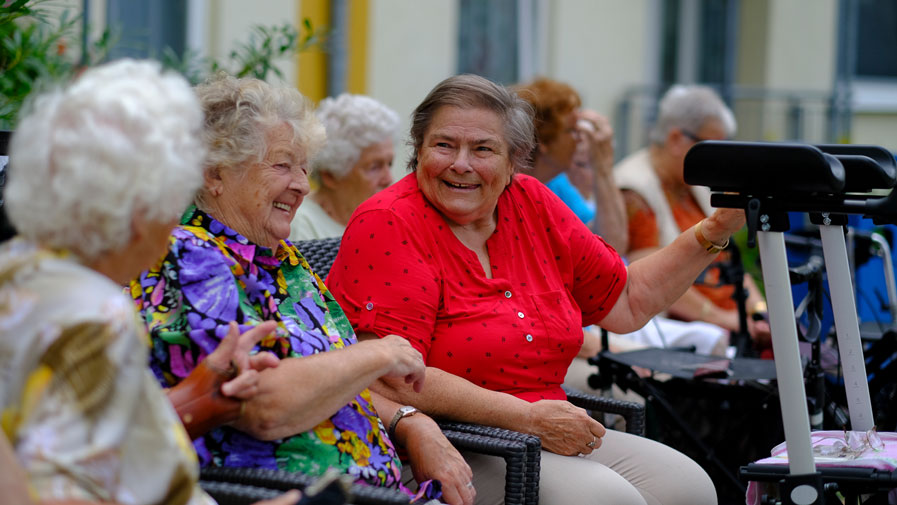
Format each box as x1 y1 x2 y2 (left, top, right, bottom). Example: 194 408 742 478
745 430 897 504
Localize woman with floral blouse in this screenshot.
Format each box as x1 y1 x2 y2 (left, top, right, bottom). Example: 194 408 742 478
131 74 473 505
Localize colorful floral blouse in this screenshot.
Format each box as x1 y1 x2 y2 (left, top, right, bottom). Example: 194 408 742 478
130 206 438 501
0 239 213 505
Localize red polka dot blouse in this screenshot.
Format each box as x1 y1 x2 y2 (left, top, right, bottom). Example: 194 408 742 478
327 173 627 402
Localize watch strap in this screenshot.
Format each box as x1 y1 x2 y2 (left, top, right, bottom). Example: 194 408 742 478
387 406 418 441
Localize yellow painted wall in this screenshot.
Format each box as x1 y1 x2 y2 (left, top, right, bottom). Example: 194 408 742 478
297 0 329 102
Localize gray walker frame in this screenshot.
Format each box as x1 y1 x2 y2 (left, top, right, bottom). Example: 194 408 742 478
684 141 897 505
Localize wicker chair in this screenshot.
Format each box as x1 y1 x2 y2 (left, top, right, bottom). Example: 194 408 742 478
200 480 287 505
293 237 646 505
200 427 533 504
201 467 402 505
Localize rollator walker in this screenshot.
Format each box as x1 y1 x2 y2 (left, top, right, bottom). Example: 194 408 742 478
684 141 897 505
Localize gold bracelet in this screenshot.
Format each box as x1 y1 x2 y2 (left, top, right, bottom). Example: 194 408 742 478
748 300 768 317
694 219 729 254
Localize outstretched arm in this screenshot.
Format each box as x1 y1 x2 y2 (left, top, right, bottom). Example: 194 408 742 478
600 209 746 333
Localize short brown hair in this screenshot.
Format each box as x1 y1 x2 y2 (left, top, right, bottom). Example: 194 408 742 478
407 74 535 172
515 78 581 151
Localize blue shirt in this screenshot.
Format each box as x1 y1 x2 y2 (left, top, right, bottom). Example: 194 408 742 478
545 173 596 224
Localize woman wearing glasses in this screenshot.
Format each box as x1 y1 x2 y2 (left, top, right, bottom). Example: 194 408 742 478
614 84 771 351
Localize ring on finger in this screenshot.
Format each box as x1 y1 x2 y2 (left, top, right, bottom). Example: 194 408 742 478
586 436 597 448
466 482 474 489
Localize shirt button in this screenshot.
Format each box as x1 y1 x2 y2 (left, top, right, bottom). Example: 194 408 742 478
365 302 374 310
504 291 512 298
517 311 525 319
525 334 533 342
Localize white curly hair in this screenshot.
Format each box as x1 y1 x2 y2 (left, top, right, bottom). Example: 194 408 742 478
310 93 399 181
648 85 737 145
193 73 326 208
6 58 205 261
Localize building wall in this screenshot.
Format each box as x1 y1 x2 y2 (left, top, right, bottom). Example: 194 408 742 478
366 0 458 175
764 0 836 91
207 0 298 86
549 0 655 119
68 0 897 153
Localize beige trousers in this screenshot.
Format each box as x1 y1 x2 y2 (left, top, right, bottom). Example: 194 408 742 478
404 429 717 505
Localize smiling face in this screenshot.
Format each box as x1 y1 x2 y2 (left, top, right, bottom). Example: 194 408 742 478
416 106 513 228
324 138 394 212
213 123 310 248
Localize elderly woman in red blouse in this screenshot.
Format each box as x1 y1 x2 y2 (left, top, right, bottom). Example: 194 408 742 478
327 74 740 505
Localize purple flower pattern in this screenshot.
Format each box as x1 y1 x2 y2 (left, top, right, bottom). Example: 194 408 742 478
130 206 439 502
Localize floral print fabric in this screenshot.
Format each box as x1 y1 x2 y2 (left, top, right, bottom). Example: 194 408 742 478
131 206 438 500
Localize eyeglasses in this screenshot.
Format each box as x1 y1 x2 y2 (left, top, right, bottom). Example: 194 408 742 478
811 428 885 459
680 128 733 143
680 128 709 143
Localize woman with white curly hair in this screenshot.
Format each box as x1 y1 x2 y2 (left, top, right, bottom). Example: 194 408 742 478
289 93 400 240
0 59 290 505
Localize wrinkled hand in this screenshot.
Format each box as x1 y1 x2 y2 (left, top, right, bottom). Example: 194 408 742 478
525 400 606 456
377 334 426 393
405 420 475 505
206 321 281 400
576 109 615 178
252 489 301 505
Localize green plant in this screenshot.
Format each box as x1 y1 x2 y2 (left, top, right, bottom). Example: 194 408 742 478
1 0 325 127
162 20 325 85
0 0 113 128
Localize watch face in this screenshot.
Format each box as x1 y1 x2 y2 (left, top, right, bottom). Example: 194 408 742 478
399 406 417 416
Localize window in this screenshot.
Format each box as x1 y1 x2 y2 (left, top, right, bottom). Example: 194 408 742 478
658 0 738 89
105 0 186 60
457 0 519 85
855 0 897 79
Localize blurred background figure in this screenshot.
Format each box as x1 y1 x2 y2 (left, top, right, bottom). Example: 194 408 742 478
516 78 727 399
290 93 400 241
614 85 770 350
515 78 628 252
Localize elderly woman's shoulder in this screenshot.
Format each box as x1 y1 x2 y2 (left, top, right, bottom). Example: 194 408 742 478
0 240 140 339
354 173 420 215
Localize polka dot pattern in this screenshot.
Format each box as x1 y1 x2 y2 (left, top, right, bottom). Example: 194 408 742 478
328 173 626 403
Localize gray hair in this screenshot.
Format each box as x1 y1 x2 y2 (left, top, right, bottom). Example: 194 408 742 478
194 73 325 208
311 93 399 181
6 58 205 261
407 74 535 172
648 85 737 145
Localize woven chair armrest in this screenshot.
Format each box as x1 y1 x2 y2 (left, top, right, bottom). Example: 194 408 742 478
440 428 527 460
564 389 645 436
200 480 281 505
439 429 528 505
200 467 410 505
437 422 539 505
436 421 540 450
